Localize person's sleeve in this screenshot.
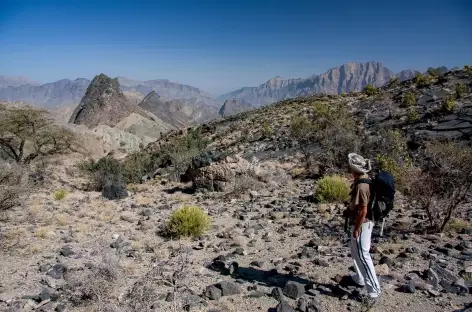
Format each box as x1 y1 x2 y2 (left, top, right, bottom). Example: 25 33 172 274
354 186 369 206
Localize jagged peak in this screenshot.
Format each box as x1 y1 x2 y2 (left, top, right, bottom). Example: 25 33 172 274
142 91 161 102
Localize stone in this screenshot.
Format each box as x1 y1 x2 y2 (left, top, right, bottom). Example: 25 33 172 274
375 264 389 276
47 264 66 280
283 281 306 299
276 300 296 312
248 290 265 298
250 261 264 268
0 292 15 303
102 180 128 200
59 246 74 257
379 256 394 268
228 262 239 275
216 281 241 296
165 292 174 302
204 285 222 300
120 212 136 223
271 287 284 300
234 247 245 255
403 280 416 293
297 297 307 311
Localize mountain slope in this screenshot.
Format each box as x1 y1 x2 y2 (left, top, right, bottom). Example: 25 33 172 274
138 91 193 128
218 61 419 106
69 74 148 128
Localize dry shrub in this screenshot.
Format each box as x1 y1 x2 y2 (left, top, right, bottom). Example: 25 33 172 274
0 163 28 212
410 141 472 232
65 253 121 309
315 175 350 203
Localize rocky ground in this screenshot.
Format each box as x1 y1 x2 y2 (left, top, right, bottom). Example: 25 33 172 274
0 160 471 312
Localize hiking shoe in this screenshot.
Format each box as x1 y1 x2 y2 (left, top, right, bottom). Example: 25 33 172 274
356 294 379 312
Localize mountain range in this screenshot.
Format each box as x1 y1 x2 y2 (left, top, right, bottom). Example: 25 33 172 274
0 61 428 109
218 62 421 106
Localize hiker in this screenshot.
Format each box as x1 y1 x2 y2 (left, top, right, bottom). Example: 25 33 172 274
347 153 381 309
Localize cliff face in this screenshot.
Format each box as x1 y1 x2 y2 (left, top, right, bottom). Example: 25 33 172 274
219 99 254 117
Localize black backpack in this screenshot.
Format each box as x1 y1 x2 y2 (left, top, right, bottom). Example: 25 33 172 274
357 171 396 221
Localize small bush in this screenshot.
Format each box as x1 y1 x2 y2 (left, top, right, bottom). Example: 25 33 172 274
463 65 472 74
261 121 272 138
166 206 210 237
54 189 67 201
414 73 431 87
455 84 469 99
315 175 350 203
443 97 456 112
407 106 419 121
363 84 377 96
403 92 416 107
78 156 123 191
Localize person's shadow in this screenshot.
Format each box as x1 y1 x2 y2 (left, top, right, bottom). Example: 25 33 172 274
207 259 361 300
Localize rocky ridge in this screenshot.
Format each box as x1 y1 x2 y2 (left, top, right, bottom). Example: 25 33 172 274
219 98 254 117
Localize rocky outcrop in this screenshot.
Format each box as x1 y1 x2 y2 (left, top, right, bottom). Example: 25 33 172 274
68 74 147 128
115 113 175 139
186 153 254 192
218 61 419 106
219 99 254 117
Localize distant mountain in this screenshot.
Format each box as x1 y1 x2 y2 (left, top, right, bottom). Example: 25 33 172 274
219 99 254 117
0 78 90 107
0 75 38 88
218 61 419 106
0 76 217 108
69 74 148 128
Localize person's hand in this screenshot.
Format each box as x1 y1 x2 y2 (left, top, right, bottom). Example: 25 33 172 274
353 229 359 239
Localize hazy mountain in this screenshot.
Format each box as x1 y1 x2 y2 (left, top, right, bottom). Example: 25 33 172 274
0 75 38 88
0 78 89 107
218 61 419 106
69 74 148 128
219 99 254 117
0 76 218 108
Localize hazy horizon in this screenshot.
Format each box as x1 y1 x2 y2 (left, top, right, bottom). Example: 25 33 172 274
1 0 471 95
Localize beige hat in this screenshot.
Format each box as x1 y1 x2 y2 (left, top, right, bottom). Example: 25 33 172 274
348 153 371 174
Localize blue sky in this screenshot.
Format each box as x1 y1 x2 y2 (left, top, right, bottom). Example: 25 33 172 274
1 0 471 95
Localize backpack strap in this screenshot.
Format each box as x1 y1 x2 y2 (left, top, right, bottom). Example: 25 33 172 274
356 178 372 185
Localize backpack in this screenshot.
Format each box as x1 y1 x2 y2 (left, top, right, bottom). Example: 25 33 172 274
357 171 396 221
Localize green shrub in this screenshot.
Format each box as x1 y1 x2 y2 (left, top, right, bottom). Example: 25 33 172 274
166 206 210 237
78 156 123 191
414 73 431 87
464 65 472 74
407 106 419 121
363 84 377 96
261 121 272 138
455 84 469 99
54 189 67 201
403 92 416 107
443 97 456 112
315 175 350 203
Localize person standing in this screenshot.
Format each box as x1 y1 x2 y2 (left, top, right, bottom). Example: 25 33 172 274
347 153 381 310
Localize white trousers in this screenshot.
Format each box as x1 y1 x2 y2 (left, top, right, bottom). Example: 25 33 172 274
350 221 381 298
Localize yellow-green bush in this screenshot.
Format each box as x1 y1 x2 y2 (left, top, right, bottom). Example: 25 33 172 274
443 97 456 112
403 92 416 107
54 189 67 201
166 206 210 237
455 84 469 99
363 84 377 96
315 175 350 203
